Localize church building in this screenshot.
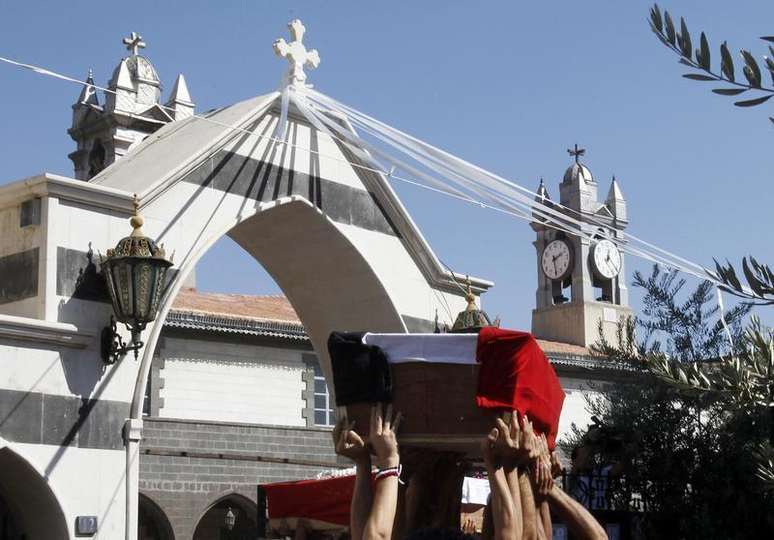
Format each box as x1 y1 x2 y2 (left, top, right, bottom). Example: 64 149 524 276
0 27 636 540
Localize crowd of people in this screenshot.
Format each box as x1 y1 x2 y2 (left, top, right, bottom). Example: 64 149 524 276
331 404 608 540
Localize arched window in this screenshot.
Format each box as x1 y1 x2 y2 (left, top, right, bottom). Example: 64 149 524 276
194 494 257 540
138 493 175 540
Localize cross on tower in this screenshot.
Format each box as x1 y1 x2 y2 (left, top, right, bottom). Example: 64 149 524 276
122 32 146 56
567 143 586 164
273 19 320 87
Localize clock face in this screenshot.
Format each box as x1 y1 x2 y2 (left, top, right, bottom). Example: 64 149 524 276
541 239 572 281
592 239 622 279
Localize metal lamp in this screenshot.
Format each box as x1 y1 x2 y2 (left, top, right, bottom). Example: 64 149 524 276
450 276 494 333
100 196 173 364
224 507 236 531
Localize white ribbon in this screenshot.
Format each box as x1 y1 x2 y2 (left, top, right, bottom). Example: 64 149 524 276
716 286 735 349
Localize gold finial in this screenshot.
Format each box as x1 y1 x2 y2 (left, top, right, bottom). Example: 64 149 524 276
129 193 145 237
464 275 476 312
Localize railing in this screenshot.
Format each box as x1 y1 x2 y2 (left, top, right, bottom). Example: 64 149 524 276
557 472 649 514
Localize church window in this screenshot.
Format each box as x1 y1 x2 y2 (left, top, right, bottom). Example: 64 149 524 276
312 363 335 427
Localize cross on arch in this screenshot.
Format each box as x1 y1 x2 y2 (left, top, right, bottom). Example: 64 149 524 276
273 19 320 86
567 143 586 164
122 32 146 56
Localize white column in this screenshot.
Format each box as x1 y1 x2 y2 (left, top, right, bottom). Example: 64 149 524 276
124 418 143 540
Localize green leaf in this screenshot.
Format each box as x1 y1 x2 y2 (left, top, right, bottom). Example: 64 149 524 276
698 32 711 70
741 50 762 87
721 41 735 82
679 17 693 58
765 57 774 84
664 11 676 46
712 88 747 96
650 5 663 33
683 73 715 81
743 258 765 296
734 94 774 107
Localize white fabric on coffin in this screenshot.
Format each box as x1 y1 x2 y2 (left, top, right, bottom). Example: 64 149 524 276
362 333 477 365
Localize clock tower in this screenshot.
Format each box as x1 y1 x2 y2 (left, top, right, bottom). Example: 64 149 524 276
531 146 632 347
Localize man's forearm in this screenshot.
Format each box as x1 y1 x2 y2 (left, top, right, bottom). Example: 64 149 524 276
547 486 607 540
350 460 374 540
538 500 551 540
504 466 523 540
487 466 517 540
518 469 538 540
363 477 399 540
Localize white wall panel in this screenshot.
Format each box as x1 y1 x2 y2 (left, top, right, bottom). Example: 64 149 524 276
159 337 306 426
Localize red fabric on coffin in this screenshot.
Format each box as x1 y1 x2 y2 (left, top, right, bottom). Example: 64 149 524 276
475 327 566 449
262 474 355 527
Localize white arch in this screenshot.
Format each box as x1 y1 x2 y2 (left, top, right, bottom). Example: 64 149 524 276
129 195 406 419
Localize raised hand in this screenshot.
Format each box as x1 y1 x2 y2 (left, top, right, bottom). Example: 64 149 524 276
333 417 370 464
521 415 541 461
550 451 564 479
531 433 554 496
369 403 402 469
481 427 500 471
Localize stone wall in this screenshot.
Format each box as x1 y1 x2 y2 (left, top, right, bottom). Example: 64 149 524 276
139 417 343 539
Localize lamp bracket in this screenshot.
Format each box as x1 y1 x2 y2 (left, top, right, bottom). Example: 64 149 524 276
101 316 144 364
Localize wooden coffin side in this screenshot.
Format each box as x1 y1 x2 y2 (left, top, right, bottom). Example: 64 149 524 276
344 362 498 456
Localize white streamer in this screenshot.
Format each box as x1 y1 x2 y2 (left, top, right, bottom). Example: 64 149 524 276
0 53 733 292
716 286 735 349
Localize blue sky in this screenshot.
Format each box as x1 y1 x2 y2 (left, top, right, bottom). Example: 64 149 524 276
1 0 772 330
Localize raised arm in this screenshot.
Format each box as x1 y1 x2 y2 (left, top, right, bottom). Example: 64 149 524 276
482 428 519 540
363 404 402 540
546 486 607 540
493 417 525 540
332 417 372 540
532 435 553 540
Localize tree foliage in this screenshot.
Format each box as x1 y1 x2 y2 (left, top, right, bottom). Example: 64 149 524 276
560 266 774 538
711 256 774 306
649 3 774 124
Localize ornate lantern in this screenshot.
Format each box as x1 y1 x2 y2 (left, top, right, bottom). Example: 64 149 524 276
451 277 494 333
224 507 236 531
100 196 173 364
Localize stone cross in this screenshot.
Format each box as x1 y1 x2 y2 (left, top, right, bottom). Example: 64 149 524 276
273 19 320 86
567 143 586 164
123 32 146 56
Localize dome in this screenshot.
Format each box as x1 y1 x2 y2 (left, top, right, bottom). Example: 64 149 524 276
110 55 161 88
125 55 160 84
562 162 595 185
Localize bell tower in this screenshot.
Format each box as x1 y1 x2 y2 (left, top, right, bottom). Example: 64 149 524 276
531 146 632 347
68 32 195 181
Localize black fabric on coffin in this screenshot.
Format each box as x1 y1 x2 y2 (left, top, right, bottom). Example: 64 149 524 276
328 331 392 406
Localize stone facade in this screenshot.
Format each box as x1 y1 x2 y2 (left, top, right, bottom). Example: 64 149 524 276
139 418 341 539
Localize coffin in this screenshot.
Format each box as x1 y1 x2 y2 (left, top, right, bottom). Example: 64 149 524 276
330 329 565 457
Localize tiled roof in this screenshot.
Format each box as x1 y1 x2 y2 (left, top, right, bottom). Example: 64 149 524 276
536 339 590 357
171 288 301 323
166 289 632 371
